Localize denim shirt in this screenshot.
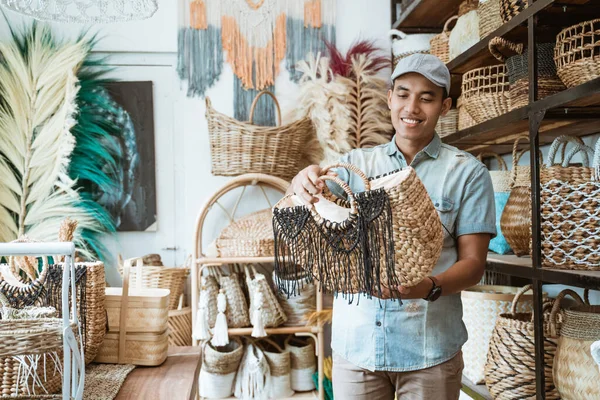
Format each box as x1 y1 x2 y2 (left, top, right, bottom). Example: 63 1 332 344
327 133 496 372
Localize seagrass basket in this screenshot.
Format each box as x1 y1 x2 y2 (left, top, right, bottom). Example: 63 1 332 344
462 65 510 123
478 0 503 39
500 0 527 23
167 306 192 346
205 90 311 181
215 209 274 258
555 18 600 88
430 16 458 64
435 109 459 138
457 96 477 130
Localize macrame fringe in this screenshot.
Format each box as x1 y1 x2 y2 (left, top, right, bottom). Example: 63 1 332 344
13 352 62 396
177 26 223 98
273 188 399 303
304 0 322 28
234 342 270 400
211 289 229 346
190 0 208 30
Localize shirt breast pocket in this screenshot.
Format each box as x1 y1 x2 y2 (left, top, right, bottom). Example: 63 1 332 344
433 197 456 243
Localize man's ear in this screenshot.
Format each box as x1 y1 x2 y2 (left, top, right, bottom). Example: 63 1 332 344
440 97 453 117
387 88 393 110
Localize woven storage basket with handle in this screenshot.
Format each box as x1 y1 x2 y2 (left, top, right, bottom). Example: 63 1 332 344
199 337 244 399
215 209 274 258
449 8 480 61
484 285 574 399
118 256 189 310
555 18 600 88
478 0 503 39
462 65 510 123
553 290 600 399
258 338 294 399
462 285 536 384
541 135 599 270
430 16 458 64
273 163 443 298
205 90 311 181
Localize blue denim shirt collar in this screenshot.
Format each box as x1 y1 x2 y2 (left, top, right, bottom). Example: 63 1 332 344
385 132 442 160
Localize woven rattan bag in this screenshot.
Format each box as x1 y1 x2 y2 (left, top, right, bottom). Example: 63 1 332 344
245 265 287 336
478 153 512 255
199 337 244 399
215 209 274 258
484 285 576 399
553 290 600 399
555 18 600 88
541 135 599 270
205 91 311 181
273 163 443 299
462 285 535 384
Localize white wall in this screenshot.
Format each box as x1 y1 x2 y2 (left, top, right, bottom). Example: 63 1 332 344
0 0 392 285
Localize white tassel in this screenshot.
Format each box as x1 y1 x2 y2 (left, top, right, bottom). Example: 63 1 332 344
251 290 267 338
234 343 270 400
193 284 211 341
211 289 229 347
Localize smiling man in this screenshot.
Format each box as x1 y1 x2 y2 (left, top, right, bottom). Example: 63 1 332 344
289 54 496 399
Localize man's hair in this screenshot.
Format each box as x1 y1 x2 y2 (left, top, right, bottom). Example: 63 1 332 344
390 78 449 100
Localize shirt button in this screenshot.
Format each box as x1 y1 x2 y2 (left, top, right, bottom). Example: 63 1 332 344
376 321 382 327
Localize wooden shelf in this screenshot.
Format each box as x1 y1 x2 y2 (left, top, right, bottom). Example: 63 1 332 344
392 0 462 32
228 326 320 336
486 253 600 290
461 376 491 400
196 256 283 265
443 77 600 155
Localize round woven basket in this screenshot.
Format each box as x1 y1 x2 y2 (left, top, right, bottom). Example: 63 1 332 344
554 303 600 399
286 336 316 392
259 338 294 398
430 16 458 64
199 337 244 399
500 0 527 23
462 65 510 123
216 209 274 258
457 96 477 130
478 0 503 38
555 18 600 88
168 307 192 346
462 285 536 384
484 285 566 399
435 109 459 138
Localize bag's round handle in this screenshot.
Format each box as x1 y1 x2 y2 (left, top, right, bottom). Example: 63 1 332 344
592 137 600 170
477 152 508 171
548 288 585 337
488 37 524 62
257 337 285 353
443 16 459 34
249 90 282 127
510 135 543 188
389 29 407 40
546 135 592 168
510 284 533 314
314 175 357 212
321 162 371 190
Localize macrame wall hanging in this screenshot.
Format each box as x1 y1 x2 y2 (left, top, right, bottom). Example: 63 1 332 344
178 0 336 126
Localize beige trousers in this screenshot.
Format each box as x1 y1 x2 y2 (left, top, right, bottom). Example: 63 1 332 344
332 351 464 400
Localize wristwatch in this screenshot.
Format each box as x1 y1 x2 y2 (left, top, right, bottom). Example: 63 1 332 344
423 276 442 302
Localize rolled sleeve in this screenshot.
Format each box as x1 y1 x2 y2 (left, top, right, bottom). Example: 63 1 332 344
455 164 497 238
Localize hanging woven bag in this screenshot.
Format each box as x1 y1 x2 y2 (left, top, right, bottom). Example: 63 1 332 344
245 265 287 337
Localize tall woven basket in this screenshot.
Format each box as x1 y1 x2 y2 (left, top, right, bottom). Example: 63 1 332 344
205 91 312 181
540 135 599 270
462 65 510 123
484 285 569 399
555 18 600 88
478 0 503 39
430 16 458 64
462 285 535 384
553 297 600 399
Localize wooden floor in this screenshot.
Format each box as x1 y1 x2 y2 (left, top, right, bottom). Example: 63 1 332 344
115 346 201 400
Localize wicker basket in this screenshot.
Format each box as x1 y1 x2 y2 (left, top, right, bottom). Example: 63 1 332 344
259 338 294 398
118 256 189 310
286 336 316 392
205 90 311 181
484 285 564 399
390 29 435 69
554 300 600 399
457 96 477 130
449 9 480 61
435 109 459 138
219 271 251 329
245 265 287 331
168 306 192 346
462 65 510 123
489 38 565 110
541 135 599 270
555 18 600 88
478 0 503 39
459 0 479 16
273 269 316 327
430 16 458 64
215 209 274 258
462 285 536 384
199 338 244 399
500 0 527 23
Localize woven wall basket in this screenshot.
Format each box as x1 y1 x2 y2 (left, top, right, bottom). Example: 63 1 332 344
462 285 535 384
216 209 275 258
554 299 600 400
484 285 564 400
555 18 600 88
478 0 503 39
462 65 510 123
541 135 600 270
205 91 311 181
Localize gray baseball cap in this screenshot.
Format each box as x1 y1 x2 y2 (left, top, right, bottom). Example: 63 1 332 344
391 54 451 94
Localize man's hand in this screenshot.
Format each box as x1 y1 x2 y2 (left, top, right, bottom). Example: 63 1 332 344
377 278 433 300
288 165 337 205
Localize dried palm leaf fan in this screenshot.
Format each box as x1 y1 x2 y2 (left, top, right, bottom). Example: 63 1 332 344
273 163 443 300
